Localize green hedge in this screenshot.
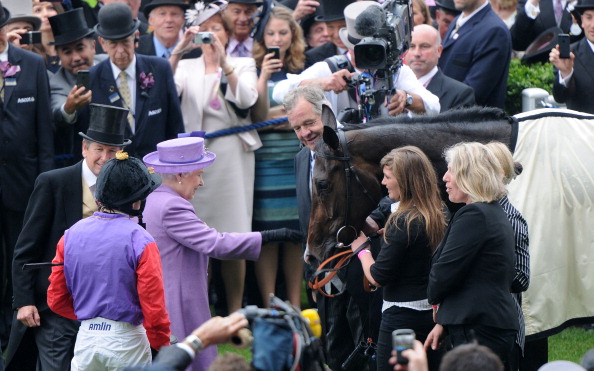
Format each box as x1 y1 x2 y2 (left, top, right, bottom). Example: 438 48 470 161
505 59 555 115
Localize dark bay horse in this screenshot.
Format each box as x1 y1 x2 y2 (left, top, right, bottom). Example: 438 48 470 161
308 106 517 261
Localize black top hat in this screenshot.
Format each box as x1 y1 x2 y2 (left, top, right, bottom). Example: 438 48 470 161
315 0 354 22
228 0 263 4
436 0 461 14
522 27 562 64
49 8 94 46
575 0 594 13
79 104 132 147
94 2 141 40
0 2 12 29
143 0 189 19
301 6 325 38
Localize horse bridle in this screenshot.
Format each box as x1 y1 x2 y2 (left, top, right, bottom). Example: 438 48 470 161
314 130 377 248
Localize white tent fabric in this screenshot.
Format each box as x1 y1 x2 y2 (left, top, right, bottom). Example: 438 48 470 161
508 109 594 336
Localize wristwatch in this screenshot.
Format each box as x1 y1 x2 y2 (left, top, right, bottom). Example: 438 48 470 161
184 334 203 354
405 92 413 107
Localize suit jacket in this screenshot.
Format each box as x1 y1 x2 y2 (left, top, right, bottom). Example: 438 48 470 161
304 42 339 69
0 45 53 212
438 4 511 109
87 54 185 158
428 202 518 331
136 34 202 59
510 0 577 51
426 69 476 112
552 38 594 114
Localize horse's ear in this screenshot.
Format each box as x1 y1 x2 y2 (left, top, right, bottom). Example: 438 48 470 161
321 104 337 130
323 126 340 150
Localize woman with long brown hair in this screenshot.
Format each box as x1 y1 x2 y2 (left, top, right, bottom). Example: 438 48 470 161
351 146 446 371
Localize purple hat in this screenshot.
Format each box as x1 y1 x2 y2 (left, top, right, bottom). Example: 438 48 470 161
143 137 216 173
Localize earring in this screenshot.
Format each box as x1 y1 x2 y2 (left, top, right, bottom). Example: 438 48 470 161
178 181 182 184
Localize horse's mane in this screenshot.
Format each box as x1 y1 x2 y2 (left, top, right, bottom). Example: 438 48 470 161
341 107 511 132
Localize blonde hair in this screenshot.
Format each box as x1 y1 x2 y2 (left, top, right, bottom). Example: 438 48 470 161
253 7 305 73
444 142 506 203
380 146 446 250
485 141 516 184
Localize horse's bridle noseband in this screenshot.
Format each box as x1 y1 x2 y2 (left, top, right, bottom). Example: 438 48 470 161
314 129 377 248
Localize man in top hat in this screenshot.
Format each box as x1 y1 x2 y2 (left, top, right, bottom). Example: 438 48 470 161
223 0 262 57
273 1 440 119
438 0 511 108
3 0 41 52
435 0 461 39
137 0 201 59
87 2 184 158
550 0 594 114
303 0 355 68
49 8 108 168
0 0 53 356
7 104 131 371
405 24 476 112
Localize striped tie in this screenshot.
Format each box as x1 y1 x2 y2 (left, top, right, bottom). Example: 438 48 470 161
118 71 134 133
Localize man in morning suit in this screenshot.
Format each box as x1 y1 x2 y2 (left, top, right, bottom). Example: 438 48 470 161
136 0 200 59
49 8 108 168
438 0 511 108
405 24 475 112
88 2 184 159
7 104 131 371
303 0 354 68
550 0 594 115
223 0 262 57
0 0 53 355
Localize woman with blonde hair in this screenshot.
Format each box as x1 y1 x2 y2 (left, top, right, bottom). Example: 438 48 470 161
426 142 518 371
351 146 446 371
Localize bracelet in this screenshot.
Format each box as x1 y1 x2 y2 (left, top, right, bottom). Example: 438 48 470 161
224 66 235 76
357 249 371 259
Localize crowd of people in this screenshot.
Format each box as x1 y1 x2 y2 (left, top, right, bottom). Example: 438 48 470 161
0 0 593 370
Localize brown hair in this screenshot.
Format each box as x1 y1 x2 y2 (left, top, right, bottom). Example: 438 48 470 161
253 7 305 73
380 146 446 250
413 0 432 25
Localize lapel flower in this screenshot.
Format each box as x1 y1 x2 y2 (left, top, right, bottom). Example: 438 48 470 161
139 71 154 98
0 61 21 78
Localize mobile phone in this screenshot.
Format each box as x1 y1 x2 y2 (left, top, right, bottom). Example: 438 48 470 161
267 46 280 60
392 329 415 365
194 32 214 45
76 70 90 91
20 31 42 45
558 34 570 59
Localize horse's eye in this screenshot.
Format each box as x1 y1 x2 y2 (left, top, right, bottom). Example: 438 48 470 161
316 180 329 193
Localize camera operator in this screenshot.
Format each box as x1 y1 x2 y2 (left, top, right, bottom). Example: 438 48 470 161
273 1 440 120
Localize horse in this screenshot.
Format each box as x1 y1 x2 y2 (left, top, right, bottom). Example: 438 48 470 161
308 106 517 262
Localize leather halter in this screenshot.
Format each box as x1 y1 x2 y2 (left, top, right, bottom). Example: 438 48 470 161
314 130 376 248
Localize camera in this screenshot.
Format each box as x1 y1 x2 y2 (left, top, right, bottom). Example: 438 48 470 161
194 32 214 45
393 329 415 365
20 31 42 45
354 0 412 70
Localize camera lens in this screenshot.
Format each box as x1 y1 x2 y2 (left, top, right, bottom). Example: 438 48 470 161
355 40 388 70
202 35 212 43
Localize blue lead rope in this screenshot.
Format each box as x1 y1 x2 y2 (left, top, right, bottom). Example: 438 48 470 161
203 117 288 139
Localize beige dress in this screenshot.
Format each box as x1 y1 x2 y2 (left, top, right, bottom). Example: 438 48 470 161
175 56 261 232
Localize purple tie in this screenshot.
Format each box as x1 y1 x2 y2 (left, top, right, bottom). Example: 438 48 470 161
236 43 248 57
554 0 563 25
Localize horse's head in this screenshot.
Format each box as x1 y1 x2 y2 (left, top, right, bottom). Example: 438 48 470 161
306 108 384 261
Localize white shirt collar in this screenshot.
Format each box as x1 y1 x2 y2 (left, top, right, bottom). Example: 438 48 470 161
457 0 489 28
82 159 98 188
0 44 9 62
417 66 439 86
109 55 136 81
588 39 594 54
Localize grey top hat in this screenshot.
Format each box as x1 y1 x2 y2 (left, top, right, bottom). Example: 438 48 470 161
49 8 94 46
94 2 141 40
143 0 189 19
79 104 132 147
338 1 382 50
0 2 12 29
4 0 41 30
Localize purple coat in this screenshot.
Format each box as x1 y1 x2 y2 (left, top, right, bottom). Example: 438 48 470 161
144 185 261 371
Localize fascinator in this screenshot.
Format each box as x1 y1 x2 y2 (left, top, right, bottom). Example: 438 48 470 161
250 0 272 41
186 0 228 26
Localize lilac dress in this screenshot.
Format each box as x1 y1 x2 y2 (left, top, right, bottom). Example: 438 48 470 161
144 185 262 371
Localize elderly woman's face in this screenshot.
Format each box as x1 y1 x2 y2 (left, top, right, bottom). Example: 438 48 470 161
443 167 470 204
179 169 205 200
200 16 229 48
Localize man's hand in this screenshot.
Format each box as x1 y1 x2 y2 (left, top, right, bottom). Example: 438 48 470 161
192 312 248 348
17 305 41 327
549 45 575 79
387 89 408 116
64 85 92 115
392 340 429 371
302 69 355 94
292 0 320 22
424 324 445 351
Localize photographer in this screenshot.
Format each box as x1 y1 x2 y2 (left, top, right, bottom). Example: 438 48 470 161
273 1 440 120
